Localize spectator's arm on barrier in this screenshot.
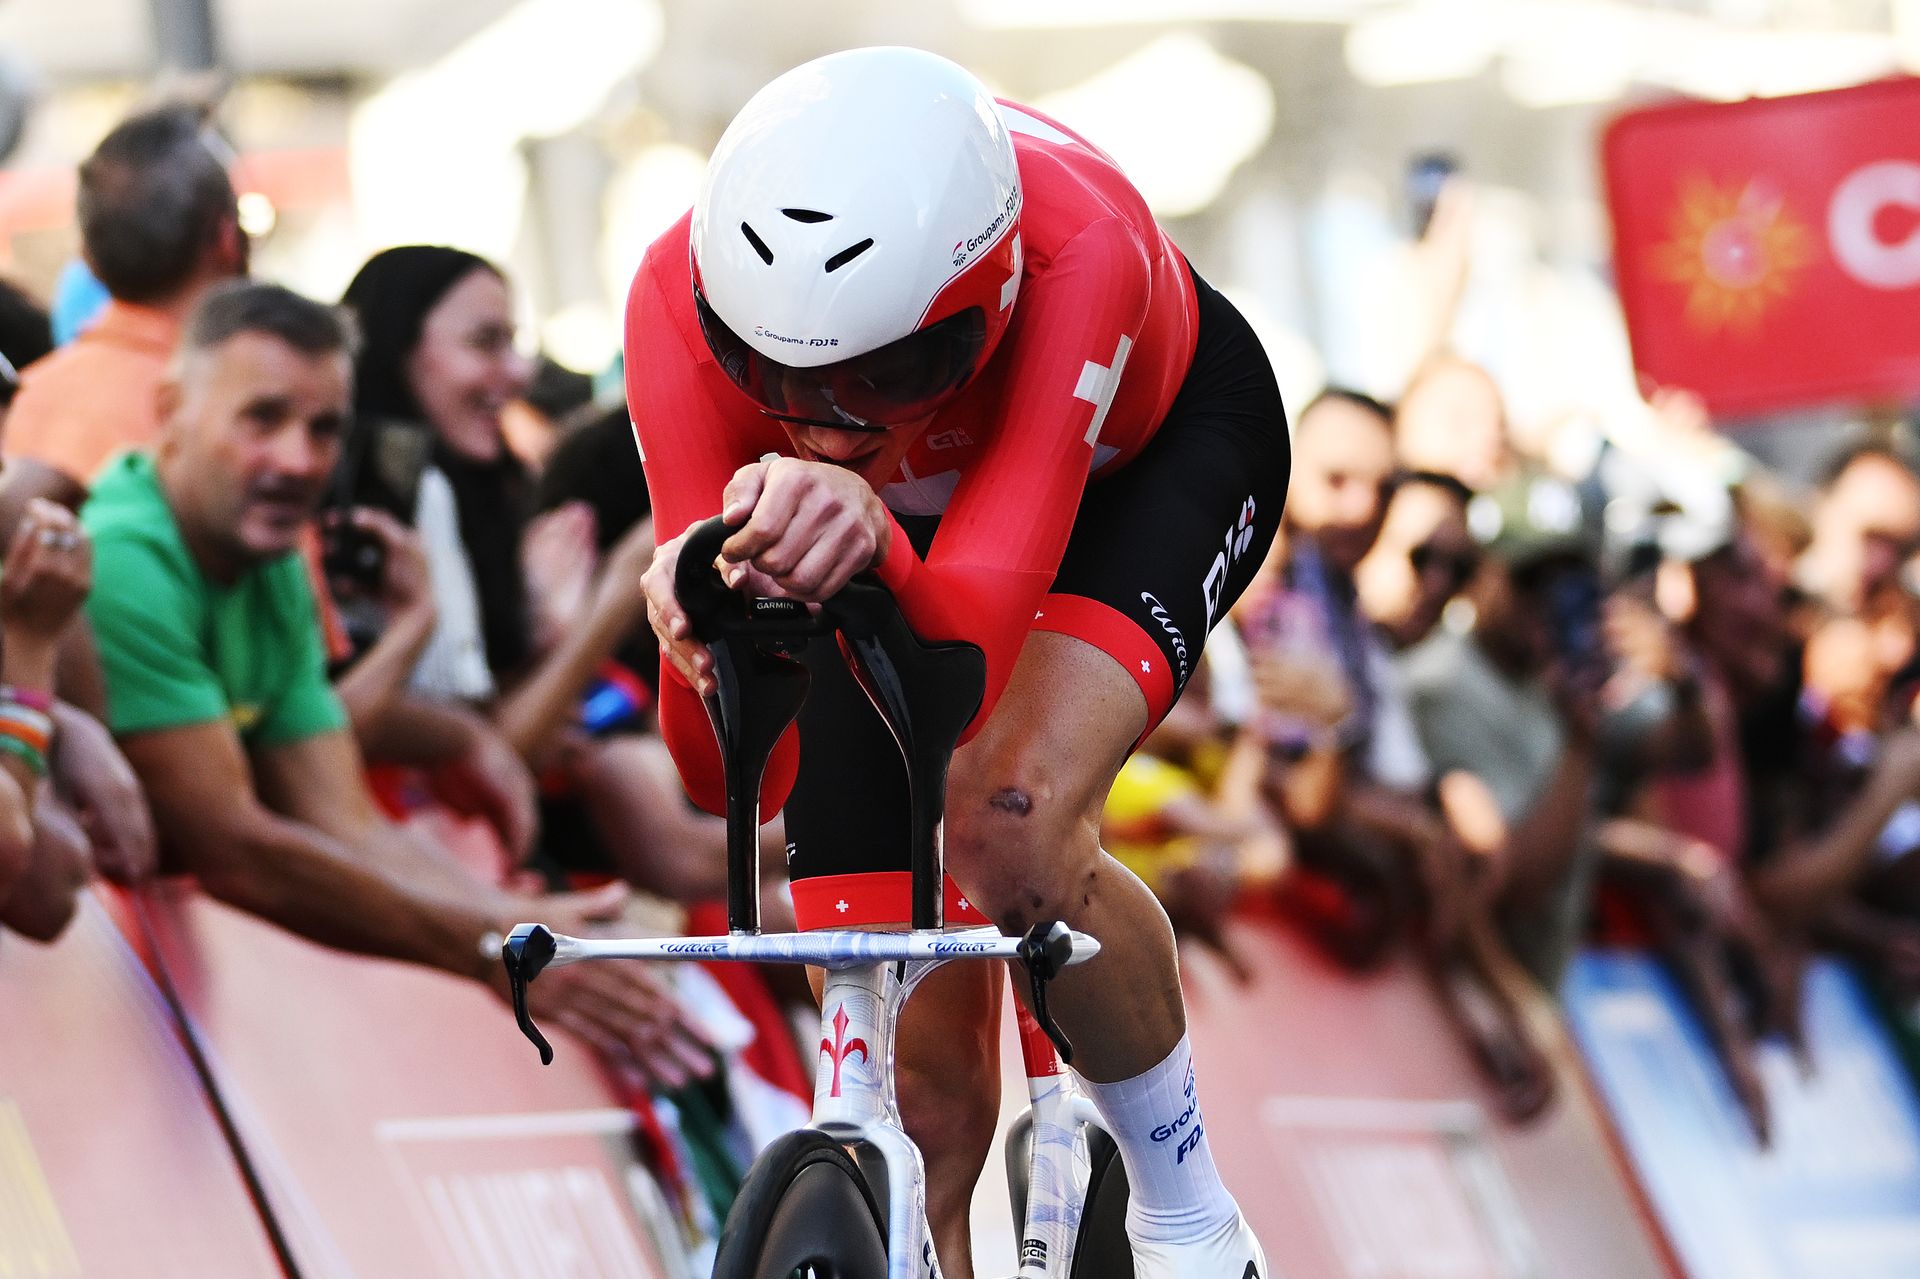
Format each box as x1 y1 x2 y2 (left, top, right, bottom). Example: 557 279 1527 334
0 793 91 942
121 720 505 982
252 727 526 910
559 732 770 904
124 719 720 1088
1493 672 1600 915
0 766 34 925
1752 727 1920 926
49 701 154 884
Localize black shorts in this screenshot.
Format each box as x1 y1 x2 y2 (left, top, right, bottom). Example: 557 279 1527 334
784 262 1290 929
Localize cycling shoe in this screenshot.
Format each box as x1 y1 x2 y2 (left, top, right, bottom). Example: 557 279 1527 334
1129 1208 1271 1278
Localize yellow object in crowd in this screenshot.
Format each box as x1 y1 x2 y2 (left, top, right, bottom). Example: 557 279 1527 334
1102 753 1207 893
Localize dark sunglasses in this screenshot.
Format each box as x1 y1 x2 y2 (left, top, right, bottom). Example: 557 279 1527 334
1409 542 1480 591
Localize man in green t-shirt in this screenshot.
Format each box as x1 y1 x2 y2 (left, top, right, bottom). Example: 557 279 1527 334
84 281 713 1086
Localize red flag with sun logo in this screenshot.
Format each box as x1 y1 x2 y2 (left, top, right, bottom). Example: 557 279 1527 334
1604 78 1920 417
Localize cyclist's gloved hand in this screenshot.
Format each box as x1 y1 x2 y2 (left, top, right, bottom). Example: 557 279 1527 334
717 457 892 603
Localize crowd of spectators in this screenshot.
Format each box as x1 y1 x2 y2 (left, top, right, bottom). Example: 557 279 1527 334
6 93 1920 1172
0 100 735 1094
1113 332 1920 1138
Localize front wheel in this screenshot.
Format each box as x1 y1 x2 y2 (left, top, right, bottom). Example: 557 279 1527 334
1069 1127 1134 1279
713 1128 890 1279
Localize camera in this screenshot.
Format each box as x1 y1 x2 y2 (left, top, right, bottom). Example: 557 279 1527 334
322 517 387 594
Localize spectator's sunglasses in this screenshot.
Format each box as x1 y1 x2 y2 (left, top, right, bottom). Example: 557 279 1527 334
1408 541 1480 592
0 351 18 410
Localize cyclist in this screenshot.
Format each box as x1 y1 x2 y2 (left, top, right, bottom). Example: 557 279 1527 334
631 47 1286 1277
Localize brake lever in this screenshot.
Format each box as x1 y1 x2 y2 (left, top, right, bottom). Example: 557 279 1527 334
502 923 558 1065
1016 920 1078 1065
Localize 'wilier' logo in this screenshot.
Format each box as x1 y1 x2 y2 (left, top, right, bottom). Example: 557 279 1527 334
1202 496 1259 627
1140 592 1191 687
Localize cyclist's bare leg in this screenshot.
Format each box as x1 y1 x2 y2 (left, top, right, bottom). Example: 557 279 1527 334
944 631 1181 1082
937 630 1253 1266
889 632 1241 1270
811 958 1001 1279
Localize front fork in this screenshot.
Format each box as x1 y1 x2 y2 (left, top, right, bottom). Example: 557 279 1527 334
813 958 946 1279
812 959 1108 1279
1006 1002 1108 1279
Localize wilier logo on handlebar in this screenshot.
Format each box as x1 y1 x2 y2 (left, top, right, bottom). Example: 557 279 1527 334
1201 496 1259 628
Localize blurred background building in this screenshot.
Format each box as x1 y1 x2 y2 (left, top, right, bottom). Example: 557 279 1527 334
2 0 1915 465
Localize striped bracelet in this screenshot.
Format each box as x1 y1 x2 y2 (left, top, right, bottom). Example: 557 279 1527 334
0 699 54 778
0 734 47 778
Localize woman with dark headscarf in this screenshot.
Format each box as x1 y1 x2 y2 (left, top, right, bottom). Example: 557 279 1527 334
336 246 740 901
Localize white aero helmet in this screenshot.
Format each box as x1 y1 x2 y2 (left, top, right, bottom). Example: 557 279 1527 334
691 46 1024 432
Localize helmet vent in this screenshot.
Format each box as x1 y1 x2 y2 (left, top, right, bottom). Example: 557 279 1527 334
740 222 774 264
781 208 833 223
824 238 875 274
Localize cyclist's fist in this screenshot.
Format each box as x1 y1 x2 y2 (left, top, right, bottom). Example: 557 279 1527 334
718 457 891 601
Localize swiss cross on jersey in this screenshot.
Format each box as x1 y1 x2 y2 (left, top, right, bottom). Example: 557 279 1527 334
862 102 1198 517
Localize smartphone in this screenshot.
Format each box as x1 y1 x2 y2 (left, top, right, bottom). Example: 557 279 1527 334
1406 151 1459 238
1541 563 1607 679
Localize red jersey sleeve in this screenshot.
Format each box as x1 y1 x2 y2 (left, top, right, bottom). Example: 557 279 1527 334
874 217 1153 734
626 232 800 819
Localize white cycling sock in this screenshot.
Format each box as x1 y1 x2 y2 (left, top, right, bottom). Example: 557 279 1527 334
1078 1034 1240 1245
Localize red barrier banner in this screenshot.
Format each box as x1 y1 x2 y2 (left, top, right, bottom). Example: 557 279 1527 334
135 881 684 1279
1604 78 1920 416
0 893 282 1277
1179 918 1679 1279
